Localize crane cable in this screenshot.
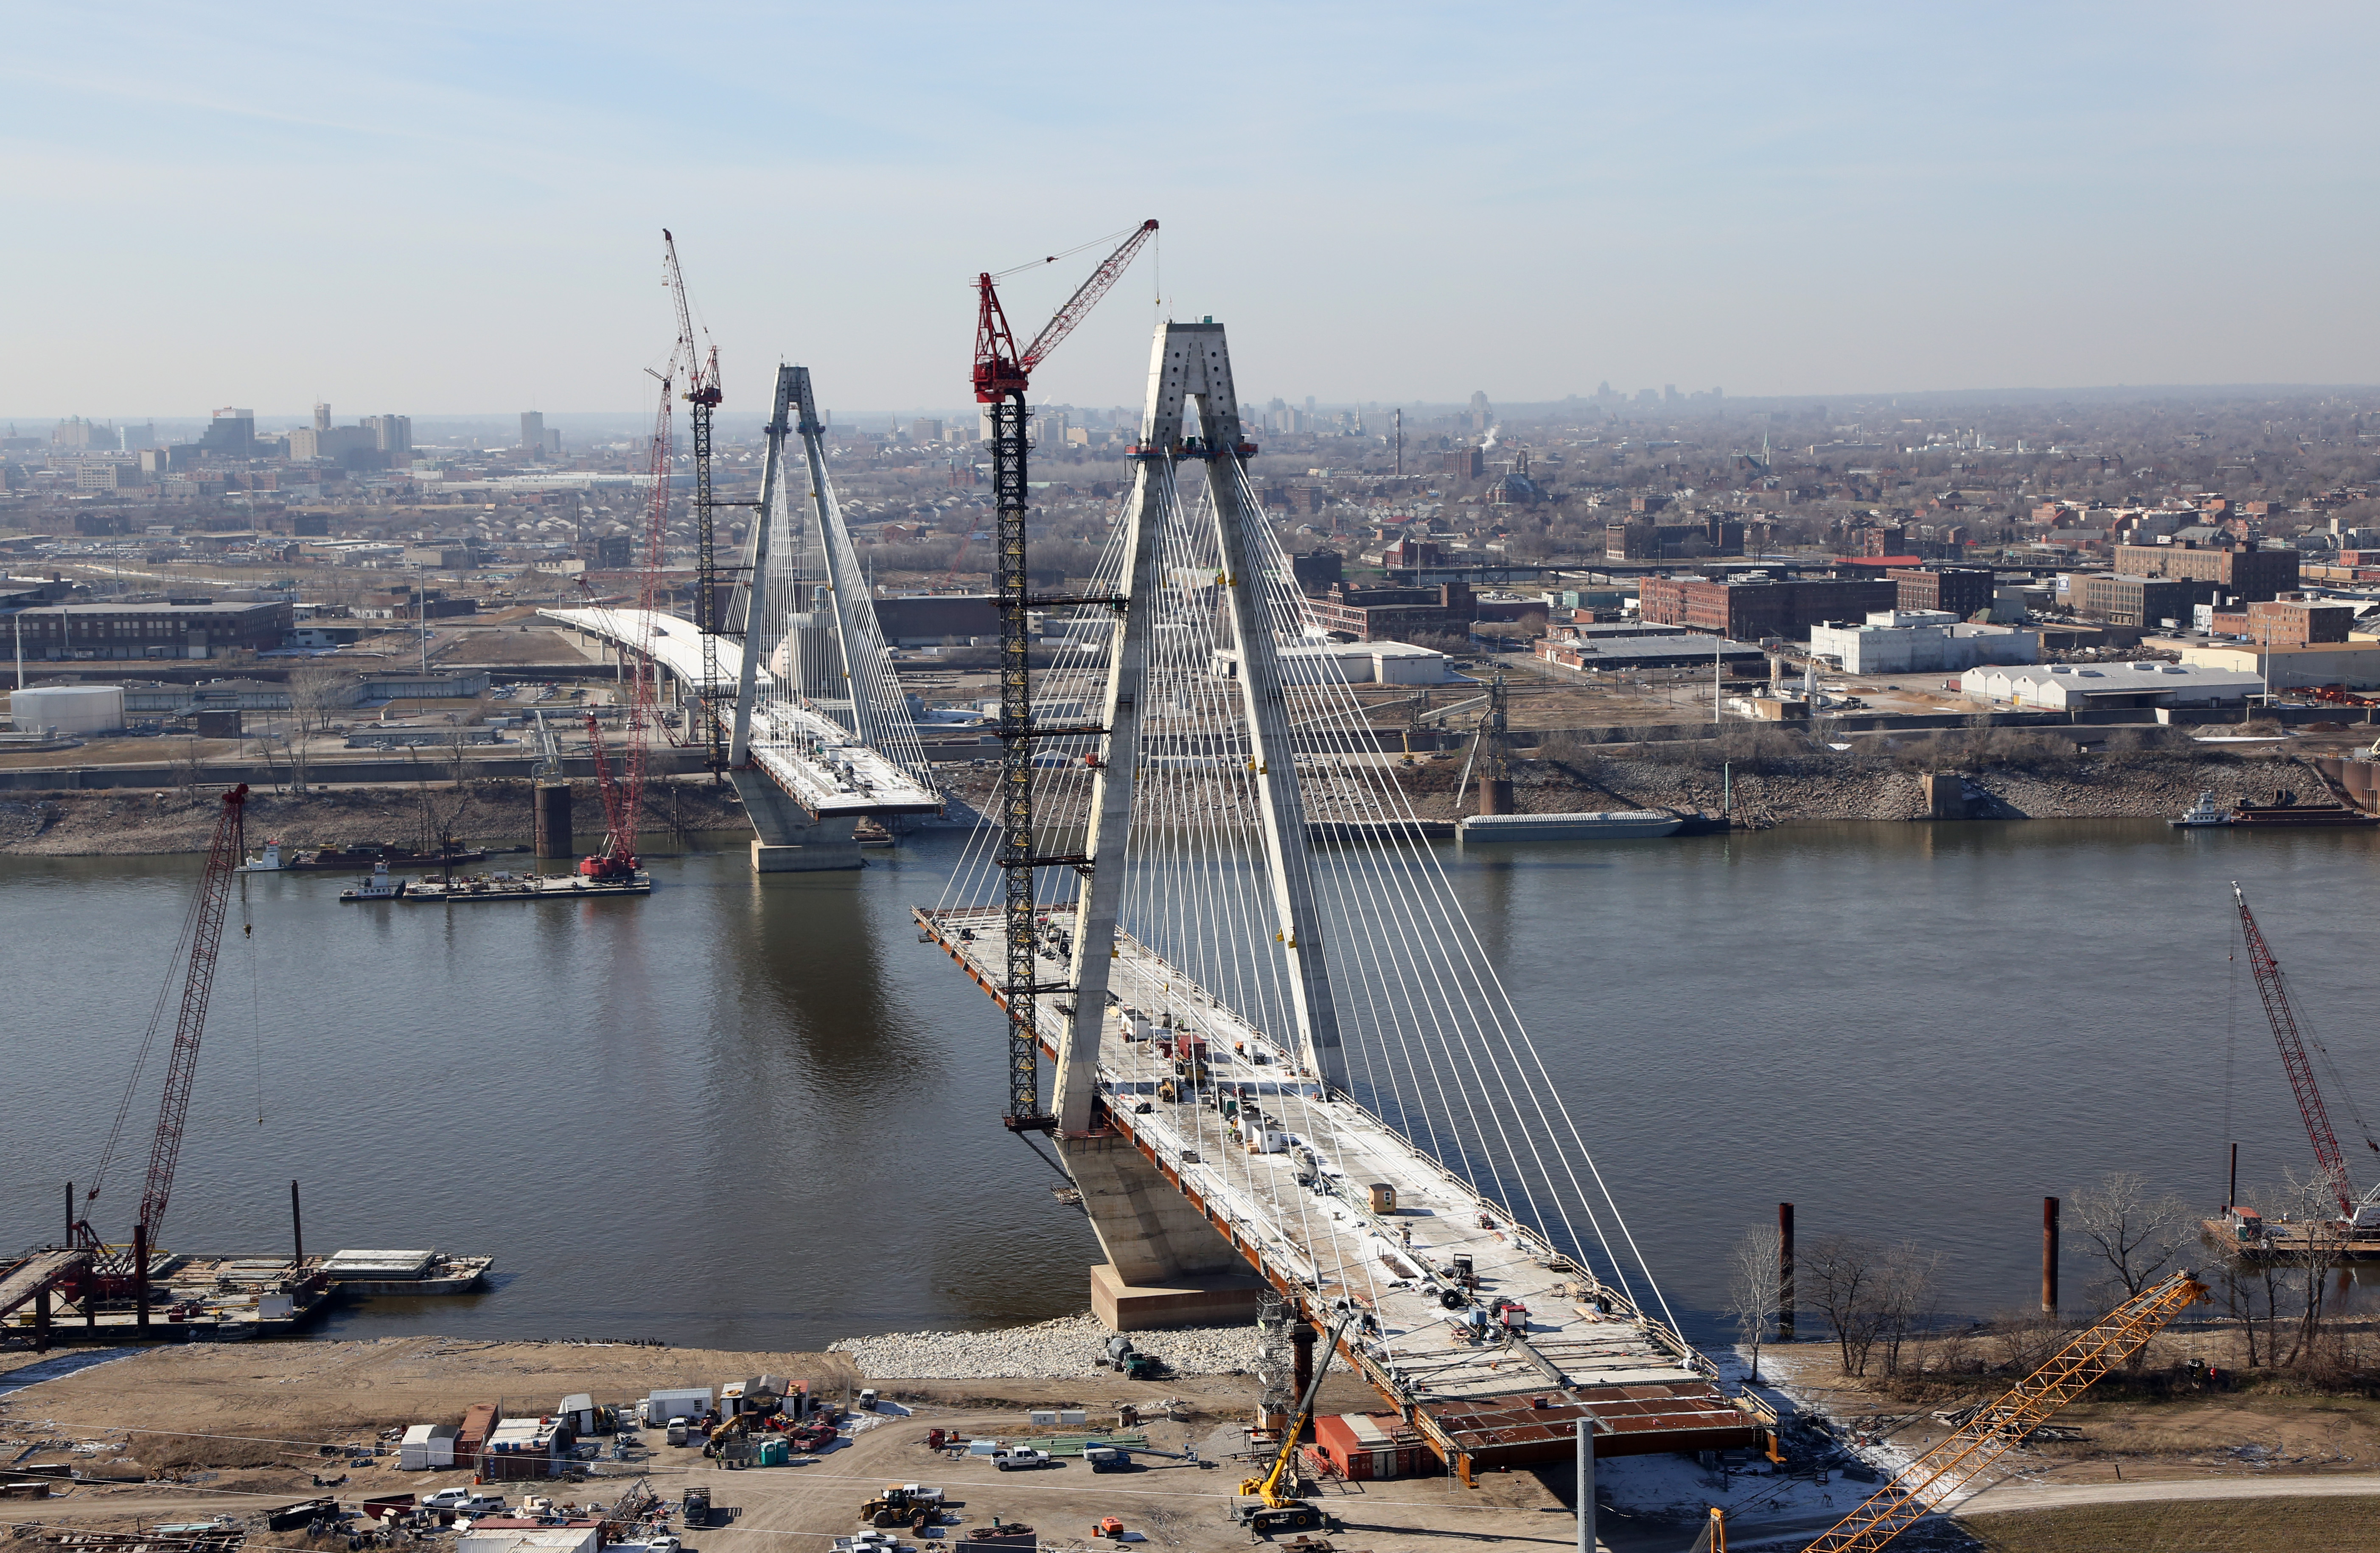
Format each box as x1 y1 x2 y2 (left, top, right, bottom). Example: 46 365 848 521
991 224 1146 282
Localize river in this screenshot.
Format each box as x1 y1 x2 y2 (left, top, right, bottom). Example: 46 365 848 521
3 819 2374 1351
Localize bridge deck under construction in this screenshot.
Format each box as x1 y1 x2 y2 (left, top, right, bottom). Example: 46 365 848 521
916 904 1760 1468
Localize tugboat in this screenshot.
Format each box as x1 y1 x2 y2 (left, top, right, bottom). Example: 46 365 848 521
238 838 289 871
338 860 407 901
2170 791 2231 828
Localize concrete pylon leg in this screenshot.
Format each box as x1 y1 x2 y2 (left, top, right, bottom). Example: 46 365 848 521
730 769 862 872
1061 1134 1267 1330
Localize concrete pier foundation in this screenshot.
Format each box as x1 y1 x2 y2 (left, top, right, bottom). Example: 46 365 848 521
1062 1133 1268 1330
730 769 863 872
533 781 574 859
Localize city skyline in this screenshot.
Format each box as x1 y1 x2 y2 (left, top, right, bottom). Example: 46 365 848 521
6 3 2376 417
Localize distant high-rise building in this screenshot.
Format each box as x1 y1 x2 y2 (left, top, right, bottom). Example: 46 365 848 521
520 411 545 450
118 422 155 452
1469 390 1491 431
50 417 98 448
912 418 945 443
1664 384 1681 404
314 402 332 432
199 408 256 457
1305 395 1316 419
365 415 412 457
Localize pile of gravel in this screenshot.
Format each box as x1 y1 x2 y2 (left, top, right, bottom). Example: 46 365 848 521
830 1312 1257 1380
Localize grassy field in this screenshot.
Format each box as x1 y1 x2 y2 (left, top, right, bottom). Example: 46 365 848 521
1961 1495 2380 1552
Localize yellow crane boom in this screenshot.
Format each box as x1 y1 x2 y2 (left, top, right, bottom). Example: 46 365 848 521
1800 1270 2206 1553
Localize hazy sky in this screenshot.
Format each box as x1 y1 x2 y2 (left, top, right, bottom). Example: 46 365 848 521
8 3 2376 422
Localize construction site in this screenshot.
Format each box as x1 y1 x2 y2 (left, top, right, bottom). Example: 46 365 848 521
8 221 2380 1553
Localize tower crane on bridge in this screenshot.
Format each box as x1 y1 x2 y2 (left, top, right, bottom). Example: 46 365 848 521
68 785 250 1315
972 218 1158 1131
662 229 731 776
2232 882 2380 1228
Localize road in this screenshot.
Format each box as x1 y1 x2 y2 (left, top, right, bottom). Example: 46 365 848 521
1955 1470 2380 1514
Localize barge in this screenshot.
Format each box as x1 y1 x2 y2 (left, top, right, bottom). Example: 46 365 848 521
2 1246 493 1346
403 870 651 902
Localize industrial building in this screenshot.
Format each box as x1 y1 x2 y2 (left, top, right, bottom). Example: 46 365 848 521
1961 660 2265 710
2177 641 2380 691
2071 573 2209 627
1538 632 1769 675
2111 538 2300 602
2206 594 2357 646
1637 573 1895 640
1603 514 1746 561
872 593 998 647
6 684 125 734
1888 565 1996 619
1808 610 2039 674
4 599 293 660
1306 580 1475 641
1210 640 1455 684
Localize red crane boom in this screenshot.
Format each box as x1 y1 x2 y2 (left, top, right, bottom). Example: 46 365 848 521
969 219 1157 1130
2233 882 2362 1219
75 784 248 1251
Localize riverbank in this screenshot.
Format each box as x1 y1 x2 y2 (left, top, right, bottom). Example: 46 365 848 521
0 777 748 857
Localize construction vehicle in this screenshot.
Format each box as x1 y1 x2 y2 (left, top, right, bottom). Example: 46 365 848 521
2232 883 2380 1232
64 785 249 1311
1093 1517 1127 1541
856 1484 939 1530
1231 1306 1357 1535
972 218 1159 1132
1794 1270 2205 1552
679 1486 710 1527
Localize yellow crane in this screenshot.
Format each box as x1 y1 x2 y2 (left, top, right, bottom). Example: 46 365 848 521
1231 1305 1358 1536
1703 1270 2206 1553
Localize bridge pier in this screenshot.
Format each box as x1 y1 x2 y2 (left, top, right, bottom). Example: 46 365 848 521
730 770 863 872
1062 1134 1269 1330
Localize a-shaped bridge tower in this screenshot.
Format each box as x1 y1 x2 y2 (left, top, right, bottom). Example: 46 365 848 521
917 321 1757 1477
725 364 941 870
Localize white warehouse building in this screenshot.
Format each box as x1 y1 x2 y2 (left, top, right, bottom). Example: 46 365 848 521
1808 610 2040 675
1961 660 2265 710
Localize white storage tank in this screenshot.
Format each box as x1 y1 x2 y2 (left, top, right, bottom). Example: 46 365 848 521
8 684 124 734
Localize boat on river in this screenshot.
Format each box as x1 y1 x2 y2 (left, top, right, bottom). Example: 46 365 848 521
1459 810 1684 841
2169 791 2231 828
2228 788 2377 828
338 861 407 901
403 870 651 902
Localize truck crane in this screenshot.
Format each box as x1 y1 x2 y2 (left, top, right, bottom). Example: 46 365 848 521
68 785 249 1317
2232 882 2380 1229
1230 1304 1357 1536
1697 1271 2207 1553
972 218 1158 1130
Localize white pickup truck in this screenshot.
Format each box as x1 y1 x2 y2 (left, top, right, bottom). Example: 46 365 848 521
991 1447 1053 1472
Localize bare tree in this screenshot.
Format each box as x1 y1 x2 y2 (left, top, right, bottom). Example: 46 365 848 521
1875 1241 1943 1377
1807 1233 1887 1377
280 664 350 796
1727 1225 1783 1385
2064 1172 2189 1301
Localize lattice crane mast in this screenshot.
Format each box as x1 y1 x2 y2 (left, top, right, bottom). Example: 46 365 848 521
972 218 1157 1131
72 785 249 1267
662 229 731 776
2233 882 2380 1223
1794 1271 2206 1553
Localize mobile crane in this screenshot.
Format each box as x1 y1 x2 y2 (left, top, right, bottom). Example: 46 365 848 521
1230 1305 1357 1536
2232 882 2380 1230
66 785 249 1315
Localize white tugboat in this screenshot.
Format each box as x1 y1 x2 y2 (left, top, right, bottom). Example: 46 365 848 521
2170 790 2232 828
338 859 408 900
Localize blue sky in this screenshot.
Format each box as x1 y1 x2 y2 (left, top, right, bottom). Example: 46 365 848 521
6 2 2374 420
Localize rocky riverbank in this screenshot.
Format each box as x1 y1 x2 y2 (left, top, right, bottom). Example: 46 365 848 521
830 1312 1256 1380
0 777 748 856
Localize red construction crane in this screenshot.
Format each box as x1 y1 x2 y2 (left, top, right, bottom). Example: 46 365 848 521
2233 881 2380 1222
582 232 718 880
73 785 249 1270
971 219 1157 1130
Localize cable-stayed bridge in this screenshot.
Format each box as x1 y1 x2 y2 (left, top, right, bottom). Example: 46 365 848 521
917 320 1758 1476
545 364 941 871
